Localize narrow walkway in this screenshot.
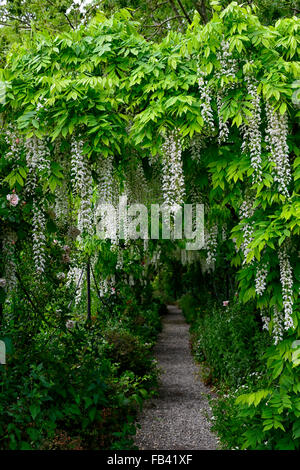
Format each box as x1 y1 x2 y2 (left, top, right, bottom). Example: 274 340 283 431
134 305 218 450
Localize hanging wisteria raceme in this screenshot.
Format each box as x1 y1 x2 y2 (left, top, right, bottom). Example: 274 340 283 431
255 262 268 296
272 305 284 345
239 193 255 263
70 138 93 235
55 181 69 222
116 249 124 270
241 76 262 183
205 224 218 269
265 102 291 197
216 39 237 145
71 138 84 194
161 129 185 210
190 135 203 162
24 136 50 196
126 160 149 205
135 160 149 204
278 244 294 330
217 39 237 80
78 169 93 235
66 266 84 306
98 155 114 204
25 136 51 195
96 155 120 245
32 200 47 275
53 139 71 223
197 66 215 133
221 225 227 241
216 93 229 145
260 309 270 332
5 125 23 161
1 227 17 291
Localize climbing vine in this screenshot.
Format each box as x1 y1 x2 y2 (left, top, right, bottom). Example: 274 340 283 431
0 1 299 450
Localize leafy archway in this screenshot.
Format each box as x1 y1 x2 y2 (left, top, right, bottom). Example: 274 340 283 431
0 2 299 450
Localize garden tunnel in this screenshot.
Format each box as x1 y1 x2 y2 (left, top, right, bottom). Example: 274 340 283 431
0 2 299 450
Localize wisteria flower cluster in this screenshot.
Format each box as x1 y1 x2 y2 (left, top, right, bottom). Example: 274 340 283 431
278 244 294 330
25 137 51 195
241 76 262 183
98 155 114 204
189 135 203 162
71 138 93 235
5 126 23 162
55 181 70 222
217 40 237 81
96 155 121 244
255 262 268 296
126 160 149 205
161 129 185 209
25 137 46 192
216 39 237 145
260 310 270 332
32 201 47 275
205 224 218 268
116 249 123 270
239 194 254 263
216 94 229 145
66 266 84 305
197 67 215 133
272 305 284 345
265 102 291 197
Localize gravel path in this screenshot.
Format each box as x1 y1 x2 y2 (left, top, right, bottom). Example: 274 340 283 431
134 305 218 450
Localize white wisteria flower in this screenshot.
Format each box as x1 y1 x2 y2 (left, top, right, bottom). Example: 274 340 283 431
241 76 262 183
265 102 291 197
161 129 185 209
255 262 268 296
278 244 294 330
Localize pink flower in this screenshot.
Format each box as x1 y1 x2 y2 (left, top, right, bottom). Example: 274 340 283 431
223 300 229 307
7 193 19 207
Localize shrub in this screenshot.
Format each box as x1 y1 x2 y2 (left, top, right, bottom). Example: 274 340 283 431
104 327 154 376
189 301 270 388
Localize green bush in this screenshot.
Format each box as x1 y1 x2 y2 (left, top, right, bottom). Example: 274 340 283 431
190 301 270 387
178 293 201 323
0 303 160 450
104 327 154 376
